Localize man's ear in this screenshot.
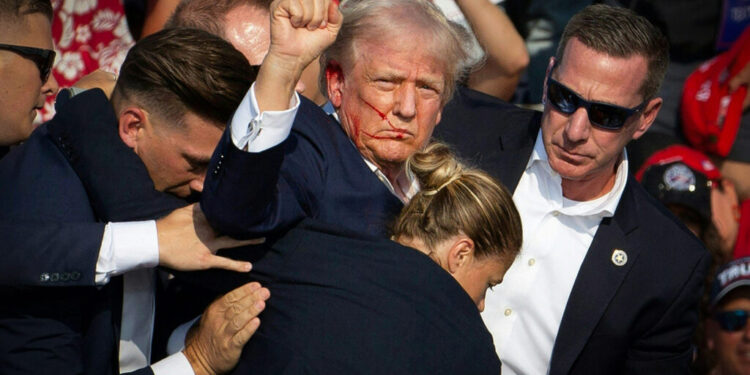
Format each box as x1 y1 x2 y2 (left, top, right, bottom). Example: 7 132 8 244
118 106 147 150
632 97 662 140
326 60 345 108
446 235 475 274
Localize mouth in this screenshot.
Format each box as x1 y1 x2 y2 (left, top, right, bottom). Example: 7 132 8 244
363 129 412 140
554 144 590 163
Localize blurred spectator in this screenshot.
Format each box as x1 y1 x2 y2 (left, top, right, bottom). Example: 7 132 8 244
703 256 750 375
502 0 593 106
622 0 750 172
636 145 729 256
682 26 750 259
166 0 328 105
434 0 529 101
38 0 135 121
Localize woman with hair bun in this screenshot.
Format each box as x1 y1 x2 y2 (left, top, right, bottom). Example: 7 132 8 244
393 142 522 310
225 142 522 374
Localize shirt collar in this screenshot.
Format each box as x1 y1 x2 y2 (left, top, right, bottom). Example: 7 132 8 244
527 130 629 218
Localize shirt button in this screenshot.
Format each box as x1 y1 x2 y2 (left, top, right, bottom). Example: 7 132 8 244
552 211 560 217
528 258 536 266
504 308 512 316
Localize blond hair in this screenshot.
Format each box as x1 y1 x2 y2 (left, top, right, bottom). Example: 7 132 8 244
392 143 522 261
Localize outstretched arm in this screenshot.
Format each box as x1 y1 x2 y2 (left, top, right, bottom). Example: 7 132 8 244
456 0 529 100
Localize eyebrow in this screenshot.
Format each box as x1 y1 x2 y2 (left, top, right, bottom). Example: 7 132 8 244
183 152 212 167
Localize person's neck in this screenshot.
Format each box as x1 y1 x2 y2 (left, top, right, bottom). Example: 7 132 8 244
561 169 618 202
379 161 409 201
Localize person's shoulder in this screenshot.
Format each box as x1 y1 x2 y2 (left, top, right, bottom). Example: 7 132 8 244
622 176 707 260
443 86 538 120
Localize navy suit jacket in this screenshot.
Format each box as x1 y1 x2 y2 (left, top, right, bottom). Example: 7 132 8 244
0 89 176 375
434 86 710 375
201 96 403 240
228 219 500 375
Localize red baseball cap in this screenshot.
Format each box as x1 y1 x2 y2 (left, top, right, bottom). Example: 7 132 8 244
636 145 721 223
682 26 750 162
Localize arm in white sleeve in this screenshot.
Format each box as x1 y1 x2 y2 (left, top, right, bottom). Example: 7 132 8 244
150 352 195 375
95 221 159 285
230 81 300 152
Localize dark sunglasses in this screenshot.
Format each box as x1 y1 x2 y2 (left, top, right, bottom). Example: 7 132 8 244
0 43 56 83
546 76 647 130
714 310 750 331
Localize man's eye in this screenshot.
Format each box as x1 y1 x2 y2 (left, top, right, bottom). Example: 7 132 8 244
374 79 396 89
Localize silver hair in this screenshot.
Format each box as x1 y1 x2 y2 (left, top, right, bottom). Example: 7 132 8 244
319 0 480 103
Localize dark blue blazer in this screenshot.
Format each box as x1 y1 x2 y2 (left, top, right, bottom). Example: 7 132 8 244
0 89 172 375
434 86 710 375
231 219 500 375
201 96 403 240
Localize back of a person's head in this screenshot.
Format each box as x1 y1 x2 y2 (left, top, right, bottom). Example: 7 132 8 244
557 4 669 101
112 27 255 129
166 0 272 38
319 0 478 103
392 142 522 262
0 0 51 22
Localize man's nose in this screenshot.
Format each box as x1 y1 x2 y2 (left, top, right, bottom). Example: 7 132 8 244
563 107 590 143
392 85 416 120
42 73 59 97
189 175 205 193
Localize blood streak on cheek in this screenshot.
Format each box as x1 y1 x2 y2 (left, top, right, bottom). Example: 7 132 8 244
360 99 407 139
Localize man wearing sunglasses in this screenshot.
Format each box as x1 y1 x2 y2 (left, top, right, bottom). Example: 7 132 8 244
0 0 58 148
706 257 750 375
435 4 709 375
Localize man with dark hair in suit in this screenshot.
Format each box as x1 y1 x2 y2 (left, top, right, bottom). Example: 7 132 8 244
434 4 709 374
0 27 269 375
0 0 255 292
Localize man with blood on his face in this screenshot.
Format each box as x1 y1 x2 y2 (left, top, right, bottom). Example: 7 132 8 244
200 0 477 239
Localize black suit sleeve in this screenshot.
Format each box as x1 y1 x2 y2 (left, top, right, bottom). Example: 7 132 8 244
0 222 103 286
201 99 328 239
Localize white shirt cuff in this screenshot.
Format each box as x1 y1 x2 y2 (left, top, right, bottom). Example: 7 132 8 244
230 81 299 152
151 352 195 375
95 221 159 285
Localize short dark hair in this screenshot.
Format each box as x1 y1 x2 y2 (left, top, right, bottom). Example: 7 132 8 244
0 0 52 22
112 27 256 128
556 4 669 101
166 0 272 38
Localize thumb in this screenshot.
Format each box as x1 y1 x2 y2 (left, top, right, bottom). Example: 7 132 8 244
327 0 343 29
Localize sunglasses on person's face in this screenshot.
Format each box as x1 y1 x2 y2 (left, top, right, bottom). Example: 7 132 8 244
714 310 750 332
545 75 647 130
0 43 56 83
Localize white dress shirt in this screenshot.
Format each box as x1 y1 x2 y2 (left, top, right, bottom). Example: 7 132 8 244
481 130 628 375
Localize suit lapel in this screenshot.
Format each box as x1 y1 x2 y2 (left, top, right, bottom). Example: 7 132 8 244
549 179 642 375
487 114 540 192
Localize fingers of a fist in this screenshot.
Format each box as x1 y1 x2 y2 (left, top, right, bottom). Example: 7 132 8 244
283 0 333 30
